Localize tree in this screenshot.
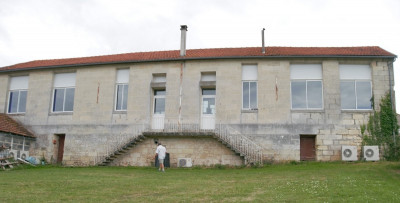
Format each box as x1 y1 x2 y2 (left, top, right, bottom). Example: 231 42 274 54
361 93 400 160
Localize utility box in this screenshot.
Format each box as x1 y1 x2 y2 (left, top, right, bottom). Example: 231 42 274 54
155 153 170 168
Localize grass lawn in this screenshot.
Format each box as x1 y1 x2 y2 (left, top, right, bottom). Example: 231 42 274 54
1 162 400 202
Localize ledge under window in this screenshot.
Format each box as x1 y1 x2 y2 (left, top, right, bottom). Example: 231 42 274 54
49 112 73 116
113 110 127 114
341 109 373 113
6 113 26 116
291 109 325 113
241 109 258 113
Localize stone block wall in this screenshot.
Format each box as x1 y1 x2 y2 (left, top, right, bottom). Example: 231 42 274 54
112 136 244 167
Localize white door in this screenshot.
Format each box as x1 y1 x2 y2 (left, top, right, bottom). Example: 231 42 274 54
152 90 165 130
201 89 215 130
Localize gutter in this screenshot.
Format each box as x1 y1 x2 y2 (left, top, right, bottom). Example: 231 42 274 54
0 55 397 73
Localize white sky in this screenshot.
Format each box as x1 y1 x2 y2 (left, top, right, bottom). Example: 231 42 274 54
1 0 400 109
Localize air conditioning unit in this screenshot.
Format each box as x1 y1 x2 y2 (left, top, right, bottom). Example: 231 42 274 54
19 150 30 160
342 146 357 161
363 146 379 161
8 150 18 160
177 158 192 167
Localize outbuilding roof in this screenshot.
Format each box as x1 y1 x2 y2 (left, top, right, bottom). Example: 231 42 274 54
0 114 35 138
0 46 396 72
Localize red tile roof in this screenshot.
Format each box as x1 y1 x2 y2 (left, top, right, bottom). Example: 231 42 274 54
0 114 35 138
0 46 396 72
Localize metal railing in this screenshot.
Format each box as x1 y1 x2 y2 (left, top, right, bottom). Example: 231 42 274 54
96 123 263 165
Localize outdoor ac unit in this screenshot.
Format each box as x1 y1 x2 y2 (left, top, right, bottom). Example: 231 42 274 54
178 158 192 167
8 150 18 160
19 150 29 160
342 146 357 161
363 146 379 161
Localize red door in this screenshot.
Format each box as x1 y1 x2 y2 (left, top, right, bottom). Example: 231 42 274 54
300 135 316 161
57 135 65 164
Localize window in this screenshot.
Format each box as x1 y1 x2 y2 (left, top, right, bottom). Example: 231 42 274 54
154 90 165 114
53 73 76 112
242 65 257 110
340 65 372 110
202 89 216 115
8 76 28 114
290 64 323 109
115 69 129 111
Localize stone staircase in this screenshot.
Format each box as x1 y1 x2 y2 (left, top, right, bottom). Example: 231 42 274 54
97 124 263 166
98 135 146 166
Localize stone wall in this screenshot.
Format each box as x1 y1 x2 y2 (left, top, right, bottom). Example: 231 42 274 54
111 136 244 167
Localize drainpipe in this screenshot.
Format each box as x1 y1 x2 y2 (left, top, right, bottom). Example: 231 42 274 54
178 25 187 126
388 59 397 150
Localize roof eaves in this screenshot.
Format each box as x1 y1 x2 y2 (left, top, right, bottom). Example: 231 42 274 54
0 54 397 73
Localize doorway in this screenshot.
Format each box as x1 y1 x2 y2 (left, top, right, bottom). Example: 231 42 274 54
152 90 165 130
54 134 65 164
300 135 316 161
201 89 216 130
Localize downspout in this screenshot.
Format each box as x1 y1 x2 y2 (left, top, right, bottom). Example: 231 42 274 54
388 59 397 151
178 62 184 126
178 25 188 126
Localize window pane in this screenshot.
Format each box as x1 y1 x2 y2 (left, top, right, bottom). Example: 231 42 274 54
122 84 128 110
291 81 306 109
250 82 257 109
53 89 65 112
307 81 322 108
203 97 215 114
356 81 372 109
64 88 75 111
340 81 356 109
202 89 216 95
18 90 27 113
8 91 19 113
242 82 249 109
116 85 123 110
154 98 165 114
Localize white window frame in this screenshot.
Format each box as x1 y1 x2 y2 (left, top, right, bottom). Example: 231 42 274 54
340 80 372 110
339 64 372 110
153 90 166 115
290 64 323 110
114 69 130 111
7 89 28 114
290 79 324 110
52 73 76 113
115 84 128 111
7 76 29 114
242 81 258 110
242 65 258 110
52 87 75 113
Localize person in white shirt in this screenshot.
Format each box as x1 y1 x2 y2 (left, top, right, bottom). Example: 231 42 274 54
155 142 167 172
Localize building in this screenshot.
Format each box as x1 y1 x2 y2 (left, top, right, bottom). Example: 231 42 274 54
0 27 397 166
0 113 35 160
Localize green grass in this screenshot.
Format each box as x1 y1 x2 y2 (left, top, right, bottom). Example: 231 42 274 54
1 162 400 202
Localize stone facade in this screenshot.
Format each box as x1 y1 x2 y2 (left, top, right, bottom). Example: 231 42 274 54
0 57 395 166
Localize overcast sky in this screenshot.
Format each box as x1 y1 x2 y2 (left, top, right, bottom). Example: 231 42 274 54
1 0 400 108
